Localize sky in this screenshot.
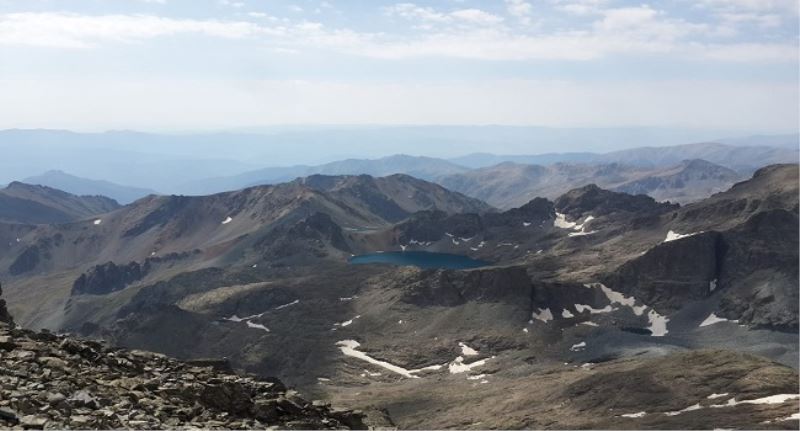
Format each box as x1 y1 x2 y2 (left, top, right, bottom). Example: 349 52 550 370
0 0 798 132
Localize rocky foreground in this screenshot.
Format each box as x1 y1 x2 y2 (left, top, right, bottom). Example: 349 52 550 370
0 322 365 430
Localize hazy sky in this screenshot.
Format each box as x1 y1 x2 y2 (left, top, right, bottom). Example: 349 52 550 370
0 0 797 132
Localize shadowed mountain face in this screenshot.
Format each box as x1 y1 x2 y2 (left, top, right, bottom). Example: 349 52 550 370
1 165 797 430
0 182 120 224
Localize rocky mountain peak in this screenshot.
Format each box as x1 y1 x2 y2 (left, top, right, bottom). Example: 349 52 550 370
555 183 677 218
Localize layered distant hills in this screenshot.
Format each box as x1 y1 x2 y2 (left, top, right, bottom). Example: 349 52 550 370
180 141 797 199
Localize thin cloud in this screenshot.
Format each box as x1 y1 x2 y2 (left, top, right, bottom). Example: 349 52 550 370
0 9 795 63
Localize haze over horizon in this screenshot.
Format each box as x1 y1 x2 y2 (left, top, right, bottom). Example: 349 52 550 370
1 0 798 131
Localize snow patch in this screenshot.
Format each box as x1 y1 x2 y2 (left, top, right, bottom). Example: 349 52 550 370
554 212 577 229
459 342 479 356
709 279 718 292
704 394 800 412
531 308 553 323
556 213 596 236
568 230 597 237
337 315 361 327
274 299 299 310
665 403 702 416
245 321 269 332
523 222 531 227
562 309 575 319
222 216 233 225
699 313 735 327
570 341 586 351
621 412 647 418
589 282 640 312
408 364 443 375
574 304 614 314
336 340 419 379
448 356 488 374
93 219 102 225
647 309 669 337
707 393 729 399
664 230 700 242
579 321 599 327
583 282 668 336
740 394 800 405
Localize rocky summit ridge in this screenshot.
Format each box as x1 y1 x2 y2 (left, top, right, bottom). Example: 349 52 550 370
0 285 364 430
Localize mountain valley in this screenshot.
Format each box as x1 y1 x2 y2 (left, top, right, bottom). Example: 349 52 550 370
0 158 797 429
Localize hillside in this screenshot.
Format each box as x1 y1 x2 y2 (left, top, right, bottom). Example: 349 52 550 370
0 182 120 224
23 170 156 204
0 173 490 329
0 288 364 429
438 159 744 209
612 159 742 203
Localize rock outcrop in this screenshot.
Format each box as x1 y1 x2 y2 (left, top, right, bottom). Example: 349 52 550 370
72 261 150 296
555 184 678 218
0 323 364 430
0 283 13 326
602 232 723 312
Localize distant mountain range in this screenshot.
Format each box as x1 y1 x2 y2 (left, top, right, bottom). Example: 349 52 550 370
448 141 799 171
2 130 797 214
439 159 744 209
177 141 796 209
23 170 155 205
180 155 470 195
1 128 796 193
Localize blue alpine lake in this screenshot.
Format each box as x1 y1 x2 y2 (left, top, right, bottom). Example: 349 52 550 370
349 251 489 269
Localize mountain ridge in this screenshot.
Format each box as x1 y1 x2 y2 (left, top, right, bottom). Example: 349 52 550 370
0 182 120 224
23 170 156 205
